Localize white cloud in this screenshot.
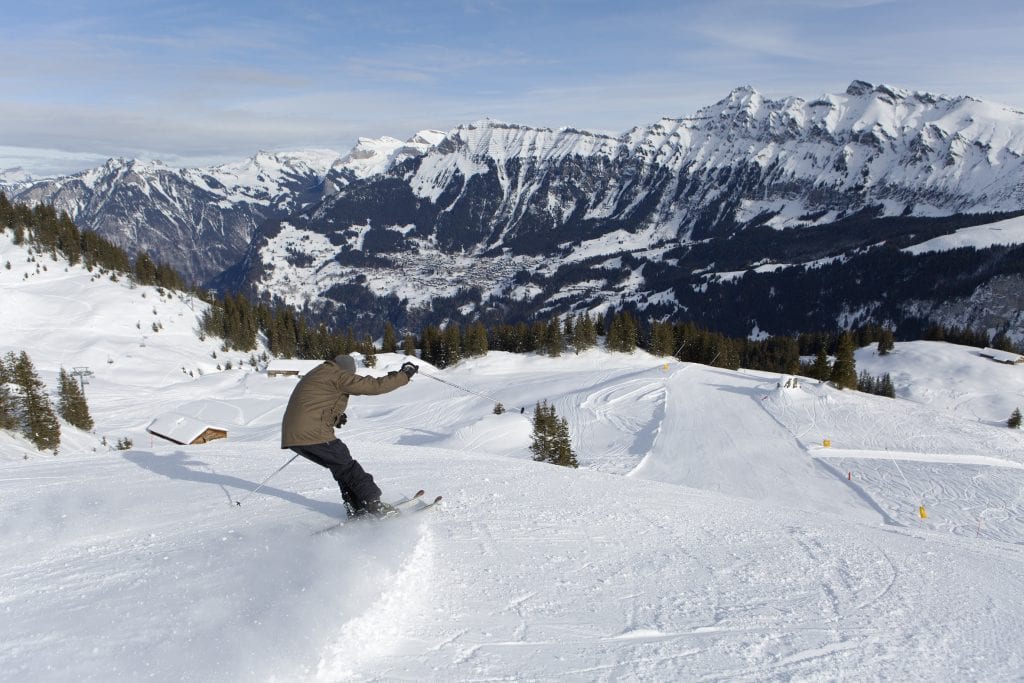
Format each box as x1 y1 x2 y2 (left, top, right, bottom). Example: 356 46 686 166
2 0 1023 175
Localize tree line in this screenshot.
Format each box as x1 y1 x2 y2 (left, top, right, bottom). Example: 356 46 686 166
0 193 185 290
202 285 982 401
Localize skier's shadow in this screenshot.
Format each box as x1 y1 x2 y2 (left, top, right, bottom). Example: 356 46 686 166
122 450 343 517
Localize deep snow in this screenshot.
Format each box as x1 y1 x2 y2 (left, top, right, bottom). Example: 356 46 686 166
2 232 1023 681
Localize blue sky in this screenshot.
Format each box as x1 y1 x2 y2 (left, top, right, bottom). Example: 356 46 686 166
1 0 1022 175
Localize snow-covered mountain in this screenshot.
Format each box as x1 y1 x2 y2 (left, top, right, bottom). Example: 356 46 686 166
7 133 455 286
0 166 41 196
229 81 1024 338
327 130 446 188
12 81 1024 337
11 151 340 284
2 227 1023 680
394 81 1024 242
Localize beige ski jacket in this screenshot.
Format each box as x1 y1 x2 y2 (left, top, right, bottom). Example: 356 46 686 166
281 361 409 448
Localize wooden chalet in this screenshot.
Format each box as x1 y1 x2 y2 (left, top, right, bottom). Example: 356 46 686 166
147 413 227 446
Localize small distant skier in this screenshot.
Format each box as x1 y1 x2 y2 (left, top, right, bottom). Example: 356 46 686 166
281 354 418 519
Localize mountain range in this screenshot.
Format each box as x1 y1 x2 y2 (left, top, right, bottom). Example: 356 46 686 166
8 80 1024 340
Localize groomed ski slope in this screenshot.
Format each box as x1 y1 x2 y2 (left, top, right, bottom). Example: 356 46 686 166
2 232 1024 681
2 358 1023 682
3 409 1024 681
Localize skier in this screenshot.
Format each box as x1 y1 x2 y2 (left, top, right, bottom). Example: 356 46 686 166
281 354 418 519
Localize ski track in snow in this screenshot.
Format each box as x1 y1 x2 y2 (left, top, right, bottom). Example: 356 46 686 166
368 455 1024 682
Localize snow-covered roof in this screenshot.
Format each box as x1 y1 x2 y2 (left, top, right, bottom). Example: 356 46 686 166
980 347 1024 364
265 359 327 376
147 413 225 444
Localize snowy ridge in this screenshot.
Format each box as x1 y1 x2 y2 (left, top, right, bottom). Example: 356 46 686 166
331 130 446 183
200 149 340 203
445 120 620 163
234 80 1024 337
12 151 339 283
2 233 1024 679
0 166 42 195
405 81 1024 226
8 134 451 283
357 80 1024 247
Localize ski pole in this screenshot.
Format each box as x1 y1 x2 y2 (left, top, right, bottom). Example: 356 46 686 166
418 369 514 407
232 453 300 507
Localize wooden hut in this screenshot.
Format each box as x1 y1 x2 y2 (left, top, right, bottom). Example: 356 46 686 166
979 347 1024 365
266 359 327 378
147 413 227 446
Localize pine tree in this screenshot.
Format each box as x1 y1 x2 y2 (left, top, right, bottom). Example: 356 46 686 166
58 368 94 431
992 332 1014 352
529 321 547 352
648 320 676 357
574 313 597 352
442 324 463 367
607 311 638 353
382 322 398 353
134 251 158 285
529 400 578 468
362 335 378 368
421 325 442 365
403 333 417 357
878 373 895 398
12 351 60 451
811 344 831 381
530 401 556 463
830 332 858 389
226 293 257 351
856 370 875 394
877 328 895 355
464 321 489 358
339 327 355 356
550 413 578 468
514 321 531 352
57 212 81 266
1009 407 1022 429
545 317 564 357
0 354 18 431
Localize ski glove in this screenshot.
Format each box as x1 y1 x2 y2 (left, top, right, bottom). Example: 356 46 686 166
334 412 347 428
400 362 419 378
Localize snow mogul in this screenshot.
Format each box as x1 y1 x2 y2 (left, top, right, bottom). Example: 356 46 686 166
281 354 418 519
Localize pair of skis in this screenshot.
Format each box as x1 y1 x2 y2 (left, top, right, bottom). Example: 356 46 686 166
312 489 442 536
393 489 444 513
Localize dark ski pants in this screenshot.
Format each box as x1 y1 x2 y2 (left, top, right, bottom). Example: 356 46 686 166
290 439 381 509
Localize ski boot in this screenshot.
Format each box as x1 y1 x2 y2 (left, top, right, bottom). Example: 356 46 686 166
364 499 400 520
